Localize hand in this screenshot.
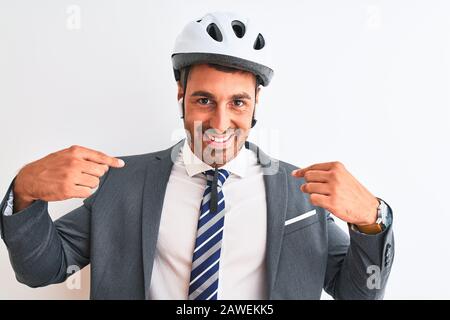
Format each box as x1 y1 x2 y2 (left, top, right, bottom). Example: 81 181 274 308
291 161 379 226
13 145 125 212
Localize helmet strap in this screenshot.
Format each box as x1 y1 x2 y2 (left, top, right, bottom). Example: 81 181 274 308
251 85 258 128
181 66 190 120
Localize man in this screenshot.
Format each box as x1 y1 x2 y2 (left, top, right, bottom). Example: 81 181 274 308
0 12 393 299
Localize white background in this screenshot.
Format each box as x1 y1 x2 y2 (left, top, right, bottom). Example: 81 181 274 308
1 0 449 299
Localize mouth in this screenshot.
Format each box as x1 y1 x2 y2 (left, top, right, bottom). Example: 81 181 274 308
204 132 236 148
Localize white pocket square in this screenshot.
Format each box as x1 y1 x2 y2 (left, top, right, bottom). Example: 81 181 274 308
285 209 317 226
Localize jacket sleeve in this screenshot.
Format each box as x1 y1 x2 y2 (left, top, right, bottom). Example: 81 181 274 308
323 205 394 299
0 171 110 288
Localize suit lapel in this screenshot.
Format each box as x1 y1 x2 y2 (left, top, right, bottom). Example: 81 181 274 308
141 140 183 299
246 142 288 299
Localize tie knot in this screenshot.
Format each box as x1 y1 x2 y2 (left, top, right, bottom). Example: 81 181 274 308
204 169 230 187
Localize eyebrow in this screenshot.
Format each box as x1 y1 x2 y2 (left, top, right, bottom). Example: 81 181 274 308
190 91 252 100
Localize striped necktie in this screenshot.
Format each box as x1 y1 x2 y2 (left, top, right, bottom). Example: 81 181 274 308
188 168 230 300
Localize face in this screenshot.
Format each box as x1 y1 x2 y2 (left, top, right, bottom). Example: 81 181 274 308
178 64 259 167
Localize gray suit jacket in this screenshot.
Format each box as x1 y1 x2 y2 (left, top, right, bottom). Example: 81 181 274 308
0 140 394 299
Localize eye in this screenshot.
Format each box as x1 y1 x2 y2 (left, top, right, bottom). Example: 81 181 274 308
197 98 211 105
233 100 245 107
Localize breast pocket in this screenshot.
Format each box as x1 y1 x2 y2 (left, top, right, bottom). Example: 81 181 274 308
284 209 319 234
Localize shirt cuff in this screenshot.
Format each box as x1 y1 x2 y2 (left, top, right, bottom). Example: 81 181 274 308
3 190 14 216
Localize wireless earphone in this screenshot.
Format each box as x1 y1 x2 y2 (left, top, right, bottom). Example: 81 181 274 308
251 103 258 128
178 98 184 119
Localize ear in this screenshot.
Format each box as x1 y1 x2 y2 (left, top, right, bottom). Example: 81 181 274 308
177 81 184 101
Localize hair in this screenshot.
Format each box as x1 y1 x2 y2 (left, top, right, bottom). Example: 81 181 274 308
179 63 261 89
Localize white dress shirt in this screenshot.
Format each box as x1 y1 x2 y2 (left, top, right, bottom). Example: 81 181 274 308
148 141 268 299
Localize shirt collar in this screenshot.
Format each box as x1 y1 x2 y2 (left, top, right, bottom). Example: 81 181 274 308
181 140 251 178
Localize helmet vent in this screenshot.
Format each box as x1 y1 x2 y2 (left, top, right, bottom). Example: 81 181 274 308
196 19 202 23
206 23 223 42
231 20 246 38
253 33 265 50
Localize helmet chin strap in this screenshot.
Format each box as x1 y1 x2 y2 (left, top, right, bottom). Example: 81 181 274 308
251 84 258 128
181 67 190 120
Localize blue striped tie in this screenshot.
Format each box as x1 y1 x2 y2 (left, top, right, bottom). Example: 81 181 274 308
188 168 230 300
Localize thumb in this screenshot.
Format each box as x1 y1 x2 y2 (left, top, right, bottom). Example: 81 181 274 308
108 157 125 168
291 168 304 177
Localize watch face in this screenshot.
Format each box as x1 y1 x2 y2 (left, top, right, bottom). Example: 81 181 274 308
379 199 390 225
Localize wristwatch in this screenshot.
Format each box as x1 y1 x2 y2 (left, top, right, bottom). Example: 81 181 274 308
356 198 389 234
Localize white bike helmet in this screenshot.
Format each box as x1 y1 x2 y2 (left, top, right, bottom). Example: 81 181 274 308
172 12 274 86
172 12 274 127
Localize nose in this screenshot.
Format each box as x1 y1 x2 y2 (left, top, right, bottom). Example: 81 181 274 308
209 103 231 133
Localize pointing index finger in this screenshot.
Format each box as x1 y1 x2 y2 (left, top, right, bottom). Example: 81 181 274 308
78 147 125 168
291 162 335 177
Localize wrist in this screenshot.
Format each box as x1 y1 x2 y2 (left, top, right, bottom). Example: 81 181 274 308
357 197 380 227
355 197 391 235
13 170 36 204
12 197 35 213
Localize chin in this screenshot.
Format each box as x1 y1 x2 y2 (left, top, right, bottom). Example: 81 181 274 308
201 140 241 166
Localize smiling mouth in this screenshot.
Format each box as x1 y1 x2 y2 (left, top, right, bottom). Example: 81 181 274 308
204 132 236 147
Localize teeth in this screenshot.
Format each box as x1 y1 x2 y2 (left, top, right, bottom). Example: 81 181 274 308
208 134 232 143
